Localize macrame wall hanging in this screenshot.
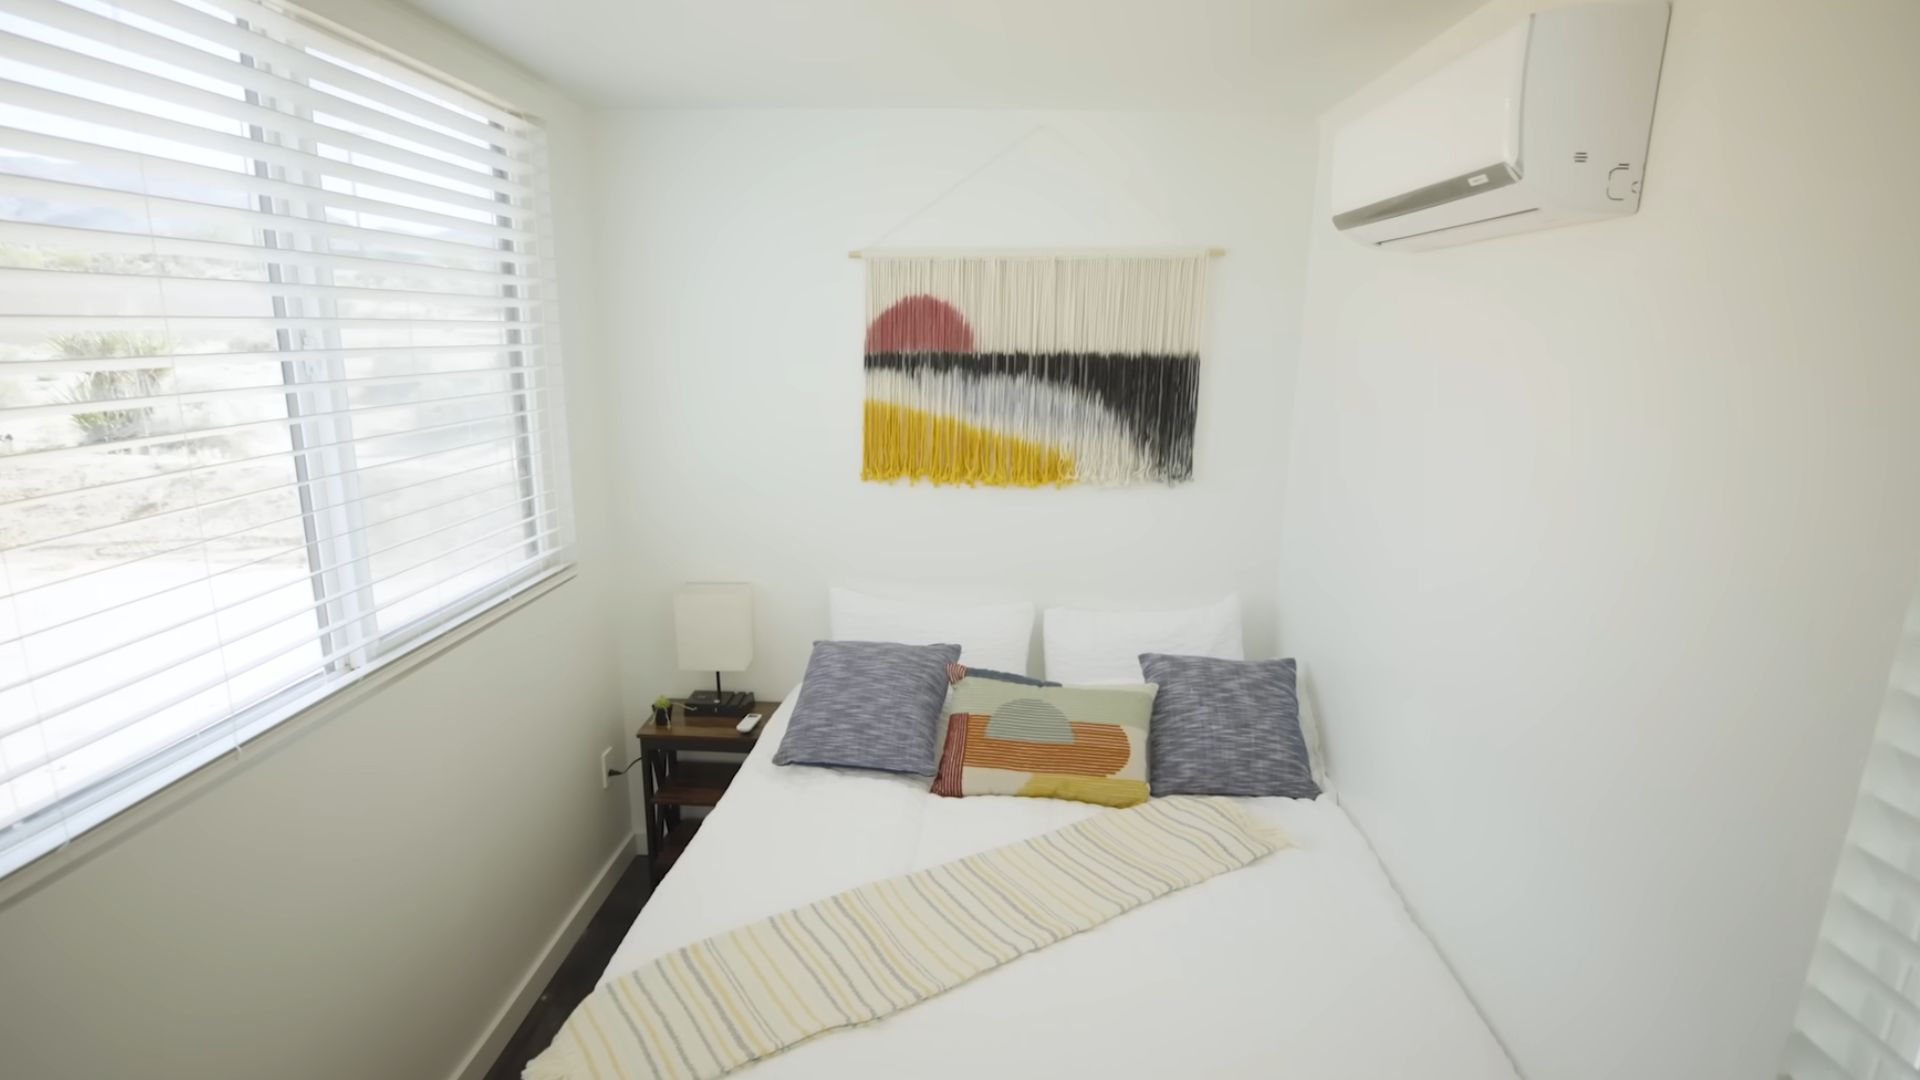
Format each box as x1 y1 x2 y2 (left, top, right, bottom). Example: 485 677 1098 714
861 251 1212 488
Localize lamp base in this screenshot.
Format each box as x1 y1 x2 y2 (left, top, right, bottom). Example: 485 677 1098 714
684 689 756 718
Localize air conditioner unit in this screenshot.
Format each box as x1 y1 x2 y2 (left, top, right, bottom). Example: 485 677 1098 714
1330 3 1671 251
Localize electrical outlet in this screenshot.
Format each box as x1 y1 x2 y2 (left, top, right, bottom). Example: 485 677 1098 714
599 747 613 789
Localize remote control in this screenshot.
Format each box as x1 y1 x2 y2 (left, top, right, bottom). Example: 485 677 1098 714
736 713 763 733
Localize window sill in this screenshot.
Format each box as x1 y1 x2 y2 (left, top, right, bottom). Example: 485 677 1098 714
0 564 578 909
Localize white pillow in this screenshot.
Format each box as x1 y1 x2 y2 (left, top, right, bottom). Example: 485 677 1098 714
1042 596 1243 684
828 587 1035 675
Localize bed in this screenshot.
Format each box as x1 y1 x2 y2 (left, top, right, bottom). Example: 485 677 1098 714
601 695 1519 1079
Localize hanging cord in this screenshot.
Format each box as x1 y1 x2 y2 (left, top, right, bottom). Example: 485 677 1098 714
857 125 1055 254
850 124 1222 260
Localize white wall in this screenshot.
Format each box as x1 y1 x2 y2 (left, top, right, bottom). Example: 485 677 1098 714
595 110 1317 821
1277 2 1920 1079
0 5 631 1080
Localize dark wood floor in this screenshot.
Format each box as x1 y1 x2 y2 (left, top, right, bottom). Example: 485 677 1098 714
482 856 654 1080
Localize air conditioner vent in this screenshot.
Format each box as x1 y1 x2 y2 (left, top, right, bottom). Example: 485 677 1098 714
1327 2 1672 251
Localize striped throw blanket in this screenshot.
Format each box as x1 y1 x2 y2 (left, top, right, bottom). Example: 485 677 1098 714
526 796 1287 1080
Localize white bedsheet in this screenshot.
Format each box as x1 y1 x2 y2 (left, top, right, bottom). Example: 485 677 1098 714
603 696 1518 1079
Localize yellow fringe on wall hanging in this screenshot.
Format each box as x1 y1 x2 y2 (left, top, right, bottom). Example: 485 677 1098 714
861 401 1074 487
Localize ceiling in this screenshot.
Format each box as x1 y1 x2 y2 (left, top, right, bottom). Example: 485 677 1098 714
402 0 1481 112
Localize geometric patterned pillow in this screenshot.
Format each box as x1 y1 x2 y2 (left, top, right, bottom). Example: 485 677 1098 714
932 677 1155 807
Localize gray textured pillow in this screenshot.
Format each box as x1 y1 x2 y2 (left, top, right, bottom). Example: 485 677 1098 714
775 640 962 776
1140 654 1319 799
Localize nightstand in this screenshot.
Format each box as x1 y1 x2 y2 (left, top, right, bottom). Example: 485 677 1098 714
635 699 779 883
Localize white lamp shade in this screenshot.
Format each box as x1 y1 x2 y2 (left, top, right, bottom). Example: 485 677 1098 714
674 583 755 672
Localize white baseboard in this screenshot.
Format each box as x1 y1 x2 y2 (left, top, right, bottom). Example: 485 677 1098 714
448 833 639 1080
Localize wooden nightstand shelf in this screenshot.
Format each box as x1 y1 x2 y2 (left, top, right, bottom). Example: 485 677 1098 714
635 700 778 883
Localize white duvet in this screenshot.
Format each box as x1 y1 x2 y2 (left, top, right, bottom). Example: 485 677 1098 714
602 697 1518 1080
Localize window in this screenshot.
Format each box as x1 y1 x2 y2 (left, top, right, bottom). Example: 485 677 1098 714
1784 592 1920 1079
0 0 573 878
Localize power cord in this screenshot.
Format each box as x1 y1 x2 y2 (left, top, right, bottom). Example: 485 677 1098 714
606 755 645 778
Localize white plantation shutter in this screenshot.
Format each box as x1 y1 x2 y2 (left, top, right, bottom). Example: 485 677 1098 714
1785 596 1920 1079
0 0 574 876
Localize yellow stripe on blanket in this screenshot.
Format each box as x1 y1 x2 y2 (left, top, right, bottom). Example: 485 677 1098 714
525 797 1288 1080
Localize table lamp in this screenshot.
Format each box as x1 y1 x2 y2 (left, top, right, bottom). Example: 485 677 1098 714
674 583 756 717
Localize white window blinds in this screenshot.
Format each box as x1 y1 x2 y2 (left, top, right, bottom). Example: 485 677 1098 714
0 0 573 878
1784 594 1920 1079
